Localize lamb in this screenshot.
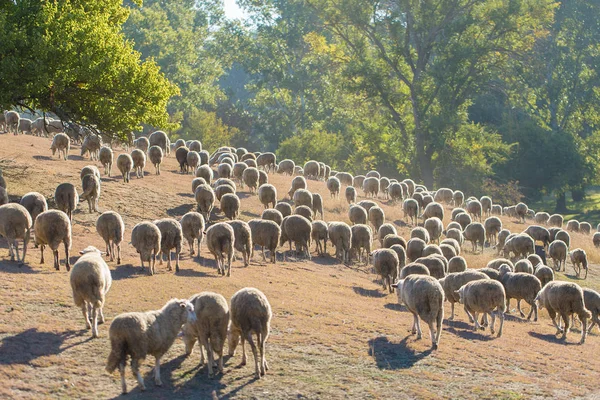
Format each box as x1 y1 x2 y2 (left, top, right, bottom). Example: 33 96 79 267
81 134 103 160
466 199 483 222
34 210 72 271
457 280 506 336
463 223 485 253
327 221 352 264
368 206 385 232
80 174 101 213
350 224 372 264
228 220 252 267
406 238 426 261
362 177 380 198
95 211 124 264
348 204 368 225
535 281 591 344
515 202 529 223
0 203 32 263
503 233 534 258
131 221 162 275
256 152 276 173
19 192 47 230
146 145 163 175
327 177 341 199
566 220 580 232
378 223 397 246
206 222 235 276
569 248 588 279
149 130 170 155
248 219 281 263
422 202 444 221
196 164 214 184
106 298 196 393
438 270 489 320
524 225 551 248
484 217 502 246
181 292 229 377
534 264 554 287
392 275 444 349
448 256 467 273
312 220 329 256
195 184 215 222
403 199 419 225
280 215 312 260
424 217 443 244
70 246 112 338
54 182 79 220
135 136 150 152
275 202 292 218
50 133 70 160
498 264 541 321
548 240 568 271
116 153 133 183
514 259 534 274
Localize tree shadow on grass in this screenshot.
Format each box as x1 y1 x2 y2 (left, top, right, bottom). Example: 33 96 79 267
352 286 388 298
368 336 433 370
0 328 90 365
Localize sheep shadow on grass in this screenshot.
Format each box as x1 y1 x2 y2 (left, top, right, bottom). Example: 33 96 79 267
0 328 90 365
384 303 405 312
111 263 147 280
177 192 195 199
0 259 40 274
368 336 433 370
443 321 496 342
352 286 388 298
528 331 582 346
167 203 195 218
32 155 53 161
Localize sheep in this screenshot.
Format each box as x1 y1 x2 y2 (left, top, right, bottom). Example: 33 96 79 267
441 237 460 254
312 193 324 220
486 258 515 271
81 134 103 160
497 229 511 254
69 246 112 338
523 225 551 248
569 248 588 279
259 209 282 227
535 281 591 344
464 199 482 222
383 234 407 249
448 256 467 273
548 240 568 272
131 221 161 275
144 145 163 175
548 214 564 228
451 190 463 207
17 117 31 134
174 139 186 149
294 205 313 222
566 220 580 232
302 161 320 179
372 249 399 292
152 219 183 273
232 162 248 185
228 288 272 379
503 233 534 259
248 219 281 263
19 192 47 230
259 169 269 185
445 228 464 247
392 275 444 349
220 193 241 220
327 177 341 198
135 136 150 152
439 270 489 320
227 220 252 267
555 230 570 248
378 223 397 246
106 298 196 393
399 262 430 279
498 264 541 321
348 204 368 227
176 147 190 173
293 189 313 209
213 178 237 191
54 182 79 220
327 221 352 264
149 130 170 156
527 253 543 268
584 289 600 333
411 227 430 243
480 196 492 217
276 159 295 175
34 210 72 271
365 170 380 179
362 177 380 198
403 199 419 225
196 164 214 184
490 204 502 216
96 211 124 264
241 153 256 162
422 244 442 258
218 163 232 179
179 212 204 257
350 224 372 264
341 185 357 206
401 179 414 196
484 217 502 246
594 232 600 248
405 237 426 262
424 217 443 244
415 256 446 279
422 202 444 221
206 222 235 276
457 280 506 336
195 184 215 222
579 221 591 235
439 243 457 261
116 153 133 183
515 202 529 223
80 174 101 213
287 176 307 199
312 220 329 256
256 152 276 173
214 184 235 202
50 133 70 160
334 171 352 186
96 147 114 177
535 212 550 225
367 206 385 232
463 223 485 253
80 165 101 180
534 264 554 287
281 215 312 260
434 188 453 205
185 151 200 172
0 203 32 263
514 259 534 274
275 202 292 218
387 182 403 203
454 212 472 230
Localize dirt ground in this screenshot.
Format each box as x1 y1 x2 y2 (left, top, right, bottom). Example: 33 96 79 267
0 134 599 399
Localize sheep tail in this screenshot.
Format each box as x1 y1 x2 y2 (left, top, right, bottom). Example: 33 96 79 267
106 338 127 374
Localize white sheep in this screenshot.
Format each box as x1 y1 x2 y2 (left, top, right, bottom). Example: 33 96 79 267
327 221 351 264
95 211 124 264
50 133 70 160
154 218 183 273
180 212 205 257
80 174 101 213
457 279 506 336
499 264 541 321
0 203 32 263
206 222 235 276
116 153 133 183
569 248 588 279
99 147 113 176
248 219 281 263
35 210 72 271
131 221 161 275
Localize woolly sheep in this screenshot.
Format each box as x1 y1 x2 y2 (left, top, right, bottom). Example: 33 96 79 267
327 177 341 198
195 184 215 222
275 202 292 218
439 243 457 261
569 248 588 279
106 298 196 393
378 223 397 246
312 193 324 220
406 238 426 262
422 202 444 221
256 152 276 173
17 117 31 134
463 222 485 253
50 133 70 160
176 147 190 173
422 244 443 257
214 184 235 202
368 206 385 232
328 221 352 264
515 202 529 223
277 159 295 175
312 220 329 256
503 233 534 258
451 208 467 220
206 222 235 276
486 258 514 271
403 199 419 225
70 246 112 338
455 212 472 230
220 193 241 220
98 147 114 176
534 264 554 287
555 230 570 247
497 229 511 254
527 254 543 268
457 280 506 336
566 220 580 232
399 262 430 279
584 289 600 333
19 192 47 230
441 238 460 255
392 275 444 349
411 227 430 244
580 222 592 235
388 183 403 203
189 140 202 152
116 153 133 183
424 217 443 244
241 153 256 161
248 219 281 263
365 170 380 179
135 136 150 152
535 212 550 225
227 220 252 267
372 249 399 292
448 256 467 273
548 240 568 272
484 217 502 246
218 163 232 179
352 175 365 190
281 215 312 259
149 130 170 156
434 188 453 204
524 225 551 248
445 228 464 247
196 164 214 184
180 212 205 257
345 186 357 205
153 219 183 273
293 189 313 209
295 205 313 222
514 259 534 274
262 208 283 226
81 174 101 213
81 135 103 160
54 182 79 220
35 210 72 271
548 214 564 228
350 224 372 264
335 172 353 186
288 176 307 199
382 234 406 249
96 211 124 264
415 256 446 279
535 281 591 344
422 195 434 207
499 264 541 321
303 161 320 179
131 221 161 275
0 203 32 263
491 204 502 216
466 199 482 222
452 190 464 207
594 232 600 248
439 270 489 320
362 177 380 198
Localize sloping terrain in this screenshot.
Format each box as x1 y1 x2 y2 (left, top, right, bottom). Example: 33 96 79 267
0 134 599 399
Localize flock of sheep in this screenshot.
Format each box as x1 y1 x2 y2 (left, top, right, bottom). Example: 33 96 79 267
1 122 600 394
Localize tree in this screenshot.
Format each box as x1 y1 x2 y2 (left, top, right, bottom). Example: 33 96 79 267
0 0 177 139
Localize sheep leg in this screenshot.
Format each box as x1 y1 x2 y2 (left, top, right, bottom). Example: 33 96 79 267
81 302 92 329
262 246 267 262
116 244 121 265
240 335 247 366
131 358 146 391
559 312 570 340
516 299 526 318
151 253 156 275
246 332 261 379
464 305 475 323
450 302 455 320
201 336 214 377
579 316 588 345
118 361 127 394
154 357 162 386
167 250 173 271
64 242 70 271
472 312 481 331
260 331 269 374
91 307 99 338
53 250 59 271
414 314 423 339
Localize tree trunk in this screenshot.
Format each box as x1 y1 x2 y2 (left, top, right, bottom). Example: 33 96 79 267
415 131 434 189
555 191 567 213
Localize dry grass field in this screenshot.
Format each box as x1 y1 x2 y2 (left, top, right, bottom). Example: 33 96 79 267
1 134 599 399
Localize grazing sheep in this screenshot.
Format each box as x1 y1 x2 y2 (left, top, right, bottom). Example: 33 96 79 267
448 256 467 273
233 162 248 185
356 200 376 213
116 153 133 183
153 219 183 273
422 202 444 221
424 217 443 244
346 205 367 226
343 186 357 205
514 259 534 274
81 174 101 213
17 117 31 134
54 182 79 220
34 210 71 271
241 153 256 162
497 229 511 255
350 224 372 264
534 264 554 287
548 240 568 272
293 189 313 209
566 220 580 232
416 256 446 279
441 238 460 255
326 177 341 199
535 212 550 225
106 298 196 394
454 213 472 230
378 223 397 246
401 179 415 196
288 176 307 199
228 288 272 379
351 175 365 190
452 208 467 220
480 196 492 217
451 190 463 207
593 232 600 248
399 262 430 279
312 220 329 256
368 206 385 232
535 281 591 344
406 238 426 262
422 244 442 258
403 199 419 225
276 159 295 175
214 185 234 202
248 219 281 263
149 130 170 156
498 264 541 321
524 225 551 248
434 188 453 205
256 152 276 173
439 243 457 261
335 171 353 186
0 203 32 263
383 234 407 249
190 178 206 195
466 199 482 222
527 254 543 268
280 215 312 260
372 249 399 292
186 151 200 172
457 280 506 336
311 193 324 220
555 230 570 248
327 221 352 264
515 202 529 223
486 258 514 271
503 233 534 259
135 136 150 152
238 167 257 193
50 133 70 160
365 170 380 179
70 246 112 338
388 183 403 203
362 177 380 198
392 275 444 349
463 223 485 253
176 147 190 173
548 214 564 228
96 211 124 264
218 163 232 179
220 193 241 220
569 249 588 279
196 165 214 184
294 205 313 222
261 209 283 227
303 161 320 179
484 217 502 246
99 147 114 176
80 165 101 180
81 135 103 160
445 228 464 247
19 192 47 230
147 145 163 175
275 202 292 218
195 184 215 222
206 222 235 276
583 289 600 333
579 221 591 235
439 270 489 320
411 227 431 243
